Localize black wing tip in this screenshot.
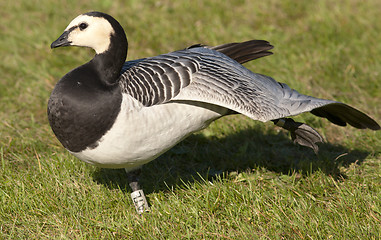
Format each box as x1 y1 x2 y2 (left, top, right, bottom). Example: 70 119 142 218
236 51 273 64
210 39 274 64
212 39 274 51
311 103 381 131
367 123 381 130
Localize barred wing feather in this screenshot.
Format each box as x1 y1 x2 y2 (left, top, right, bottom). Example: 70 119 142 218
121 53 200 106
120 47 380 130
173 48 335 121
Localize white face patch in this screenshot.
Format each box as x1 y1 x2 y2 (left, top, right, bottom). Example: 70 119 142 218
65 14 115 54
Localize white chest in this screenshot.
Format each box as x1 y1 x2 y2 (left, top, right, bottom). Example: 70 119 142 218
71 95 228 170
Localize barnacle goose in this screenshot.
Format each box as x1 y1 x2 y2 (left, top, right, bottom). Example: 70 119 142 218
49 11 380 213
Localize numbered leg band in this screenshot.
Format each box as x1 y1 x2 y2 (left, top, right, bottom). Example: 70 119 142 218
131 189 149 214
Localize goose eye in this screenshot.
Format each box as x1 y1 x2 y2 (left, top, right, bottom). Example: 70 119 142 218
79 23 88 30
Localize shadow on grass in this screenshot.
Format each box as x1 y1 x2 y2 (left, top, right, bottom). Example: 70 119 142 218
92 125 370 193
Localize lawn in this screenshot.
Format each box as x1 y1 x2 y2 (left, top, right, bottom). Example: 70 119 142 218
1 0 380 239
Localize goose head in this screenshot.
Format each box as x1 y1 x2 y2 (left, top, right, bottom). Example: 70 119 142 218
50 12 128 84
51 11 127 55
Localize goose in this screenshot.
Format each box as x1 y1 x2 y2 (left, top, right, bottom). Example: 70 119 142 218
49 11 380 213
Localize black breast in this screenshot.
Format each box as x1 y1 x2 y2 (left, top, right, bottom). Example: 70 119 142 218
48 64 122 152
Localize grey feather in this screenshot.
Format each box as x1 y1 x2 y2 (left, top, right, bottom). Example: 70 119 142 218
120 54 199 106
121 58 146 74
121 39 273 75
120 44 380 130
172 47 335 121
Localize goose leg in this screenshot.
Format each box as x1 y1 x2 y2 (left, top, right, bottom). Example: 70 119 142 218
125 168 150 213
273 118 324 154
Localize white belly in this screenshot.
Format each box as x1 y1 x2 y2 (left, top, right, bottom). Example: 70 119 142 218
71 94 228 170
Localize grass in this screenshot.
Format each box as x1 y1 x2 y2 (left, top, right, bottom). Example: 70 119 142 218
1 0 380 239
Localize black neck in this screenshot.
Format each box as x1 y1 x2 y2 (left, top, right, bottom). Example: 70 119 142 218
90 24 128 86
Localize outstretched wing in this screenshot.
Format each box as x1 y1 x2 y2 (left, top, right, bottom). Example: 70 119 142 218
120 40 275 109
171 47 335 121
120 45 380 130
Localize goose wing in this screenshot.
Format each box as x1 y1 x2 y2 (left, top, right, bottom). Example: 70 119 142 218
120 42 275 108
120 46 380 130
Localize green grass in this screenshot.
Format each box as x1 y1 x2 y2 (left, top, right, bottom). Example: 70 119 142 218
1 0 380 239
